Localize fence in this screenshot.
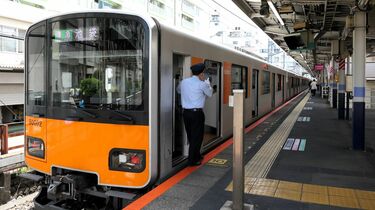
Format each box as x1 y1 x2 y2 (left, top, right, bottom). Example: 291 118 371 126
0 122 24 155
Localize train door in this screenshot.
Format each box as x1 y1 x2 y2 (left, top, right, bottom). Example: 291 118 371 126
172 54 188 163
281 75 285 102
25 22 47 161
252 69 259 117
271 73 276 108
202 60 221 147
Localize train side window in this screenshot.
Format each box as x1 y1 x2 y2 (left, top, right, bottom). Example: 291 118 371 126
277 74 282 91
262 71 270 94
231 64 248 97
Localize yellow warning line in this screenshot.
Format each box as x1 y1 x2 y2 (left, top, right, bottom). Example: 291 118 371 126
226 177 375 209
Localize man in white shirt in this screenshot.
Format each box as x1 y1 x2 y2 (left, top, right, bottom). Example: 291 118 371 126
178 63 213 166
310 79 318 96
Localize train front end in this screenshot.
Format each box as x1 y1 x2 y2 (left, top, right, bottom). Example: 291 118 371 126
24 12 159 209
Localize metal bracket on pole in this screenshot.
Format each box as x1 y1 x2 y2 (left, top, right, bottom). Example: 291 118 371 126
221 90 253 210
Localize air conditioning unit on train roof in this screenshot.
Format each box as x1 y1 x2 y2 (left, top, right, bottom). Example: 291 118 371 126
283 30 315 51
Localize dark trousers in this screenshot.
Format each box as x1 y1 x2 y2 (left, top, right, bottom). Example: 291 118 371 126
183 110 205 164
311 89 316 96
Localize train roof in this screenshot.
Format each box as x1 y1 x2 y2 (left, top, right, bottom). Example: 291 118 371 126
27 10 304 78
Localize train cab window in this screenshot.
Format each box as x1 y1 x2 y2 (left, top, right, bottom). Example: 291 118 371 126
277 74 282 91
231 64 248 97
27 24 46 106
49 17 147 112
262 71 270 94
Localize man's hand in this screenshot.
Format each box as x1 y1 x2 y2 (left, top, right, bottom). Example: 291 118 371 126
204 78 211 86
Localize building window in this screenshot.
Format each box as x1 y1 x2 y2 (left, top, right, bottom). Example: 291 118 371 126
0 26 16 52
98 0 122 9
231 64 248 98
262 71 270 94
233 41 238 45
181 14 194 30
0 25 25 53
229 31 240 38
18 29 26 53
245 41 251 47
211 14 219 22
182 0 196 16
244 32 252 37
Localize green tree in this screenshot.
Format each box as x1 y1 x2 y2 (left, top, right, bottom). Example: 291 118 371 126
80 78 101 97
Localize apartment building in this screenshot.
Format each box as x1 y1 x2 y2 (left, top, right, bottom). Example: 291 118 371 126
0 0 55 123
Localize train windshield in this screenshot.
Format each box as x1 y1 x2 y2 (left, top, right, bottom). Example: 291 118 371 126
50 17 147 111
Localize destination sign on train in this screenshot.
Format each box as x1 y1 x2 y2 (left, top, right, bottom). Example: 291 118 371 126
53 26 99 42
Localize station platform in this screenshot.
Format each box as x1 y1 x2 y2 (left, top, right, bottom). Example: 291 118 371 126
124 90 375 210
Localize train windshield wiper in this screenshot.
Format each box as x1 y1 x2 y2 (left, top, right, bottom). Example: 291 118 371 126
76 108 97 118
64 103 98 118
107 110 134 123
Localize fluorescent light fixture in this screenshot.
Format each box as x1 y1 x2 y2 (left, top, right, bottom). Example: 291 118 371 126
267 0 285 26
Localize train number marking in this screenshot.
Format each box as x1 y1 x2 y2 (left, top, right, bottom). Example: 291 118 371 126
29 119 42 127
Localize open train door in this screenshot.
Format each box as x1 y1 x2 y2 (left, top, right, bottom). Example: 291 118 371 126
172 54 190 164
202 60 221 147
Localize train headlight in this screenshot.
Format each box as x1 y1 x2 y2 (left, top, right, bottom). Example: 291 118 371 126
109 149 145 173
27 137 45 158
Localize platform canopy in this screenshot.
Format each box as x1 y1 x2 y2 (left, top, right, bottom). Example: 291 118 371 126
233 0 375 76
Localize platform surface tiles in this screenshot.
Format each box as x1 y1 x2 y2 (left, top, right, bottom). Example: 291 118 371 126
126 91 375 210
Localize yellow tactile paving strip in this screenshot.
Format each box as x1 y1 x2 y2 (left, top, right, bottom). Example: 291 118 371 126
226 178 375 209
244 94 310 178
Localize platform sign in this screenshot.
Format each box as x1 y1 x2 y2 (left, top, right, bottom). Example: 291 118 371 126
297 116 311 122
314 64 324 71
283 138 295 150
298 139 306 151
292 139 300 151
284 138 307 151
53 26 99 42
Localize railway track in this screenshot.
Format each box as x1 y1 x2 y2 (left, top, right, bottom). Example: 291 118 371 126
0 165 41 209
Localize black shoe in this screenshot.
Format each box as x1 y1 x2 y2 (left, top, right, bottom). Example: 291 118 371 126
190 161 201 166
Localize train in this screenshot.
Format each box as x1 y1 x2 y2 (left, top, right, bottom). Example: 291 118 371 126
23 10 309 209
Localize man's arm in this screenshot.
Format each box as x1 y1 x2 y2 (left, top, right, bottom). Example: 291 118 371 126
202 80 213 97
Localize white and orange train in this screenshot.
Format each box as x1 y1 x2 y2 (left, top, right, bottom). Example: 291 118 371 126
24 10 308 209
